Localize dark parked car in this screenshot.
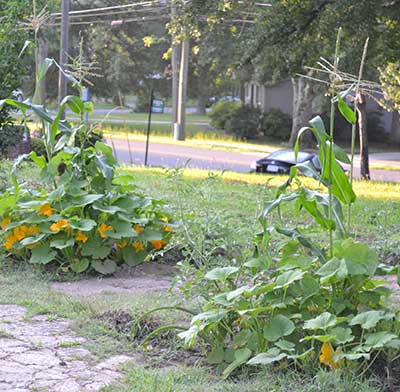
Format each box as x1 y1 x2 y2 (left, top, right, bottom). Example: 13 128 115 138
250 150 321 174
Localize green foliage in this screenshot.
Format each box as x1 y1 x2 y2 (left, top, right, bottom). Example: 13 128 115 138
133 94 151 113
0 125 25 156
0 1 31 129
0 59 175 275
30 137 47 157
379 61 400 113
225 105 262 140
209 101 262 140
260 108 292 140
208 100 242 130
162 88 400 378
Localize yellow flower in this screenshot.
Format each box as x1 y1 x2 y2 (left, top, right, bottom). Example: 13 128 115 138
76 231 88 243
98 223 113 238
1 218 11 231
161 217 169 223
132 241 145 253
50 219 69 233
117 240 128 249
162 48 172 60
134 224 145 234
319 342 339 369
27 226 40 236
143 35 155 47
39 203 54 217
163 225 173 232
3 234 16 250
150 240 166 250
13 226 28 241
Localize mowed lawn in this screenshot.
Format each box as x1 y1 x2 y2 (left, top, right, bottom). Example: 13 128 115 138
0 162 399 391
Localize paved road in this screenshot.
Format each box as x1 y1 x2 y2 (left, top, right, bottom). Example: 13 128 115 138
107 138 400 182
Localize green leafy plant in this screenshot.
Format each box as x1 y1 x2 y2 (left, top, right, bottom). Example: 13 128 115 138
30 137 47 157
150 32 400 381
225 105 262 140
0 124 25 157
260 108 292 140
0 59 175 275
208 100 242 130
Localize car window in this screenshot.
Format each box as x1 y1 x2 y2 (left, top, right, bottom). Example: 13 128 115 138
268 151 311 164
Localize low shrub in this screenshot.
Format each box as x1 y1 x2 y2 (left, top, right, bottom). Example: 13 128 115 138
133 94 151 113
0 124 25 156
208 100 242 130
30 137 47 157
225 105 262 140
260 108 292 140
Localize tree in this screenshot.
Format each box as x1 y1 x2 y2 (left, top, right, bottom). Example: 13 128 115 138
0 1 31 127
380 61 400 144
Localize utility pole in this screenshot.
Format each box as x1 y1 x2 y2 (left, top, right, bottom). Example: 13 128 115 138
171 3 180 133
174 39 189 141
58 0 70 111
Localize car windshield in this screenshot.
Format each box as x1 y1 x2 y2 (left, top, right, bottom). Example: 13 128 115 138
267 151 311 164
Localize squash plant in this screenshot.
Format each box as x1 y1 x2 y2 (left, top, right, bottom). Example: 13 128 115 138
160 34 400 378
0 59 175 274
176 110 400 378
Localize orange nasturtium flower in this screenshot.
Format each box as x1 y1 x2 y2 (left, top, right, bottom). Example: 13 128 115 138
3 234 17 250
76 231 88 243
133 224 145 234
150 240 166 250
1 218 11 231
50 220 69 233
98 223 113 238
39 203 54 217
13 226 29 241
163 225 173 232
117 240 128 249
132 241 145 253
26 226 40 236
319 342 339 369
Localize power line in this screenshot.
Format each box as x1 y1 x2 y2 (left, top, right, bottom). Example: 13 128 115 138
52 6 168 20
47 15 169 27
51 1 162 17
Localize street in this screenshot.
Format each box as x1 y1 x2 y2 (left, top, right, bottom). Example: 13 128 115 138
107 138 400 182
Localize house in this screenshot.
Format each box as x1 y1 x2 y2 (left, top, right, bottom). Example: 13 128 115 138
244 79 400 143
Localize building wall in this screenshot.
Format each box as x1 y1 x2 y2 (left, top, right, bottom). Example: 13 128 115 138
245 80 293 115
245 80 395 138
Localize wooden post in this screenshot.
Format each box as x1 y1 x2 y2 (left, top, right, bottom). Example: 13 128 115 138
175 39 189 141
357 91 370 180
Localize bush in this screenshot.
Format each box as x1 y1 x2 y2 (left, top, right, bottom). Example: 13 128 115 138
208 100 242 129
134 94 151 113
0 124 25 156
260 108 292 140
225 105 262 140
30 137 47 157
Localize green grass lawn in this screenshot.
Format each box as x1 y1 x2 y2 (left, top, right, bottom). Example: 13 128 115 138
0 162 398 391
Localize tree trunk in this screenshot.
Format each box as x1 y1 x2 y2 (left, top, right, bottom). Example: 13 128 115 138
289 76 314 148
38 36 48 106
197 94 207 115
239 81 245 102
390 111 400 144
357 91 370 180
